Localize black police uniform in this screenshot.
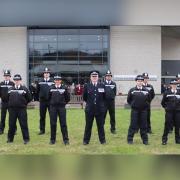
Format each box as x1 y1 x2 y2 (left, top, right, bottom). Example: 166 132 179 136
104 78 117 133
143 83 155 133
37 76 54 134
83 80 106 144
127 78 151 145
161 85 180 144
7 77 32 143
0 79 14 133
49 81 70 145
176 74 180 90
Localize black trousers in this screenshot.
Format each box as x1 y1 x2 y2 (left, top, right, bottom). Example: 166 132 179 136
162 110 180 142
147 108 152 131
0 102 17 132
83 111 106 143
8 108 29 141
104 100 116 130
50 106 69 142
127 109 148 142
39 101 50 132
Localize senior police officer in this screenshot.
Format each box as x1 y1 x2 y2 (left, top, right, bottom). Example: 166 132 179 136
127 75 151 145
161 79 180 145
104 70 117 134
7 74 32 144
142 73 155 134
0 70 15 134
37 67 54 135
83 71 106 145
49 75 70 145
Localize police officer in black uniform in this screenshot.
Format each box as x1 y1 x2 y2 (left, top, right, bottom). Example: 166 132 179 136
0 70 15 134
83 71 106 145
127 75 151 145
161 79 180 145
104 70 117 134
7 74 32 144
49 75 70 145
176 74 180 90
37 67 54 135
142 73 155 134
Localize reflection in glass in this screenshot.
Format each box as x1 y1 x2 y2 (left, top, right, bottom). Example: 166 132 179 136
28 27 109 84
34 43 57 50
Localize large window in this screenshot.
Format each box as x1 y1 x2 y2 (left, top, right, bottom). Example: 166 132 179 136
28 27 109 85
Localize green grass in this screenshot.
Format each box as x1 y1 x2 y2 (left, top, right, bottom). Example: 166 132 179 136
0 108 180 154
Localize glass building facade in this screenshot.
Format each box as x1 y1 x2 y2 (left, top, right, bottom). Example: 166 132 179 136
28 27 109 85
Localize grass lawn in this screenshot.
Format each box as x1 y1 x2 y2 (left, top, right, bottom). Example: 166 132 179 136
0 108 180 154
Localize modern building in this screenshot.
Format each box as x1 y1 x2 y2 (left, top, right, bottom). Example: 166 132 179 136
1 1 180 94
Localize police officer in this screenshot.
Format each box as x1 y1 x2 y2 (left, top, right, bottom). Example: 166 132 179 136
49 75 70 145
0 70 15 134
104 70 117 134
176 74 180 90
37 67 54 135
7 74 32 144
127 75 151 145
83 71 106 145
168 73 180 134
161 79 180 145
142 73 155 134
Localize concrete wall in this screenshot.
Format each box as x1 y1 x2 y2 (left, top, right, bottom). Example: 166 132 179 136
110 26 162 94
0 27 27 85
162 36 180 60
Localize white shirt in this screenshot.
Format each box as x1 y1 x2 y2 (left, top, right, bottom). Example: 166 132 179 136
4 80 9 85
44 78 50 82
106 80 111 84
56 84 61 89
137 86 143 90
143 83 148 86
15 85 21 89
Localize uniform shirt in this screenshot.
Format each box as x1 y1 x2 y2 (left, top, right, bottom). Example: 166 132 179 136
83 82 106 114
143 83 155 102
49 84 70 106
0 80 14 103
15 85 21 89
127 86 151 110
161 88 180 111
37 78 54 101
104 80 117 101
8 85 32 108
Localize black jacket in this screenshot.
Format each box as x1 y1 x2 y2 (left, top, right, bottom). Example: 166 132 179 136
161 89 180 111
37 78 54 102
104 80 117 101
143 83 155 102
49 84 70 107
8 85 32 108
0 81 14 103
127 86 151 110
83 82 106 114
